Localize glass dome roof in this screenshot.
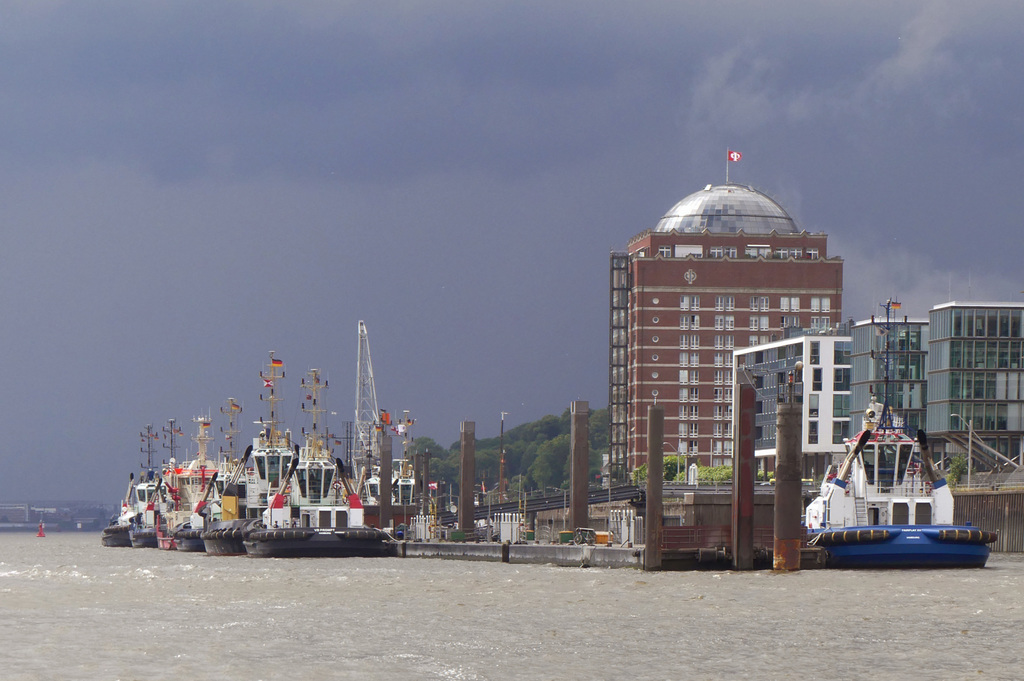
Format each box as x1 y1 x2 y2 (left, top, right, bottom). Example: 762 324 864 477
654 184 799 234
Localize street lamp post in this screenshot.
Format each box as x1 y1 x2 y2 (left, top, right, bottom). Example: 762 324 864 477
663 441 680 481
499 411 508 502
950 413 974 488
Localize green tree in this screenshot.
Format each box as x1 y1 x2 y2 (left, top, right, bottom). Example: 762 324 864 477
948 454 967 487
528 433 571 489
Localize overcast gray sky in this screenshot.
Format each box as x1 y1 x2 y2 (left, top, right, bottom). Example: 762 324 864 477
3 1 1023 503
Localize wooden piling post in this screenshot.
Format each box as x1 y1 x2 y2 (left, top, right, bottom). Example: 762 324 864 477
459 421 476 538
732 369 757 570
570 401 590 532
380 433 393 532
644 405 664 571
774 370 803 571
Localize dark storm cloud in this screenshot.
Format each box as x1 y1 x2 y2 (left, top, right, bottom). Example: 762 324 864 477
2 1 1024 501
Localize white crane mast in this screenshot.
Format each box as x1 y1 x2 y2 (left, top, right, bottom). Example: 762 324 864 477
354 321 380 465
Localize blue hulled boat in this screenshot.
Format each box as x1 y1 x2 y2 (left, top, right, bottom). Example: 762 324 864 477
805 404 996 568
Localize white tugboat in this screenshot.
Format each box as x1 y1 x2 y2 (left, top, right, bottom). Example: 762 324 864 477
805 300 996 568
163 416 220 551
244 367 391 558
202 353 290 555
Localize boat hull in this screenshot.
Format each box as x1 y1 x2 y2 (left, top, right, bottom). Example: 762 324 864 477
101 525 132 548
244 527 393 558
813 525 994 569
129 526 158 549
173 527 207 552
202 519 256 556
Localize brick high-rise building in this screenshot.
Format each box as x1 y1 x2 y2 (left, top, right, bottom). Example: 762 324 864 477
608 183 844 480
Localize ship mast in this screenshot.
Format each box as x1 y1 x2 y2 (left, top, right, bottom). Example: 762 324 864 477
876 298 903 430
258 351 287 447
355 321 380 466
162 418 183 464
301 368 331 460
140 424 159 469
191 414 213 467
218 398 243 462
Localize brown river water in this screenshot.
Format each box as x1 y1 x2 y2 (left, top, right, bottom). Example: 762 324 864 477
1 533 1021 680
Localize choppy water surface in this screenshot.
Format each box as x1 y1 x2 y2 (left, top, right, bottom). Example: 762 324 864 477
1 533 1022 680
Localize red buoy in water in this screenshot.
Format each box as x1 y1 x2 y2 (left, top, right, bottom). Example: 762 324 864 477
37 522 45 537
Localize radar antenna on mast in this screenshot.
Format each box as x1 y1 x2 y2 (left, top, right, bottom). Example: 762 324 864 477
355 321 380 467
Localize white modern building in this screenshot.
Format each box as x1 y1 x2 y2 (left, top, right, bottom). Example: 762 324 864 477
733 329 852 478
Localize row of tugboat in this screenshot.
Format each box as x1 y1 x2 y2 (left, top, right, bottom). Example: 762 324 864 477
103 349 396 559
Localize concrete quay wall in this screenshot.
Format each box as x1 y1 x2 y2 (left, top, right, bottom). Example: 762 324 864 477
396 541 644 569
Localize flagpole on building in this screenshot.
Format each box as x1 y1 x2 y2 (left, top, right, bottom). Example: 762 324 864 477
725 148 729 184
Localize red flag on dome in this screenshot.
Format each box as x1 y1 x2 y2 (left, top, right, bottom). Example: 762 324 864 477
727 150 742 162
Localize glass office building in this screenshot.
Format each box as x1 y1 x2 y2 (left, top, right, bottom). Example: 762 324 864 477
928 302 1024 463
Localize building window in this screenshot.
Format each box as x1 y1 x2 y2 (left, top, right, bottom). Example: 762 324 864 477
832 421 849 444
715 352 725 367
808 393 819 417
715 295 735 311
780 296 799 312
808 421 818 444
680 295 700 311
782 315 799 328
810 341 820 365
812 368 823 391
810 297 831 313
811 316 830 331
806 248 819 259
750 316 770 331
652 316 660 324
834 367 851 391
652 336 659 343
658 246 672 258
688 423 699 437
681 315 699 330
749 335 760 347
709 246 724 258
750 296 770 312
724 247 737 258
